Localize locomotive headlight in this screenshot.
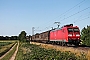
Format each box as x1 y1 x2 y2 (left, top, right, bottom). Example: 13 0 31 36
78 38 79 39
68 34 72 36
76 34 80 36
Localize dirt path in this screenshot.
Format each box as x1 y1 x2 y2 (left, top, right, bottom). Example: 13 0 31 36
0 43 17 60
9 42 19 60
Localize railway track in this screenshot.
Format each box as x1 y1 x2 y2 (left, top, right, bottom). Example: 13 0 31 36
53 42 90 51
63 44 90 50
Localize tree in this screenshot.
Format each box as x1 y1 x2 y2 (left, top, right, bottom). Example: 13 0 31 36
18 31 27 42
81 25 90 46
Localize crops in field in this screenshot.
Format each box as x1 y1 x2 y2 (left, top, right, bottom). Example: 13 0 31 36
0 42 12 48
15 43 87 60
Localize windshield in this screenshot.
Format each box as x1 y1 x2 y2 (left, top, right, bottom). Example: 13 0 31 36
68 28 79 32
68 28 73 32
73 28 79 32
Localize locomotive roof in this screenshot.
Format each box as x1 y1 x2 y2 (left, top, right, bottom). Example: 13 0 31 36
51 24 79 31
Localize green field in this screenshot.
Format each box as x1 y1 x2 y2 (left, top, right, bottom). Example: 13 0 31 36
15 42 87 60
0 42 12 47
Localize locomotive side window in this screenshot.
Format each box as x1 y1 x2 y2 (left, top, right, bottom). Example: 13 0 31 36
68 28 73 32
73 28 79 32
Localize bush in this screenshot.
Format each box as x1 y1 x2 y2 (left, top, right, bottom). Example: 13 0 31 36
81 25 90 46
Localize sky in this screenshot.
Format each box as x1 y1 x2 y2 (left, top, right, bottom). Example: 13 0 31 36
0 0 90 36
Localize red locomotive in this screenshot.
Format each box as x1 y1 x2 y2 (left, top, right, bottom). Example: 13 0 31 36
31 24 80 46
50 24 80 45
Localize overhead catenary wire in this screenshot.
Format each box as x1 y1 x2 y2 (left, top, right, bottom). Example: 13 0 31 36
35 0 89 34
60 12 90 25
74 16 90 23
60 7 90 21
38 0 86 30
58 0 86 20
73 12 90 23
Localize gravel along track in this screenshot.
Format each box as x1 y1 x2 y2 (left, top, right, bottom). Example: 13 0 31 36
31 42 90 60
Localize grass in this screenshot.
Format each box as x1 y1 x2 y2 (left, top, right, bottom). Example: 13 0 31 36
15 42 25 60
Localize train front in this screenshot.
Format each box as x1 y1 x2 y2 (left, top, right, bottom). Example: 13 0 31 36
67 25 80 45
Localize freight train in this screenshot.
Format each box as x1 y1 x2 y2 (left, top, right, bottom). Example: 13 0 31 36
30 24 81 46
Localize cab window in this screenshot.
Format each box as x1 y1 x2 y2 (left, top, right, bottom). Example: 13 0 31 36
73 28 79 32
68 28 73 32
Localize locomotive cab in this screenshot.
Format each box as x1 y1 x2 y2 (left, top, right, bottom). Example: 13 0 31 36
67 26 80 45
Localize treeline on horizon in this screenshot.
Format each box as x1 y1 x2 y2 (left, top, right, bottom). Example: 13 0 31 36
0 36 18 40
0 35 30 40
0 35 30 41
